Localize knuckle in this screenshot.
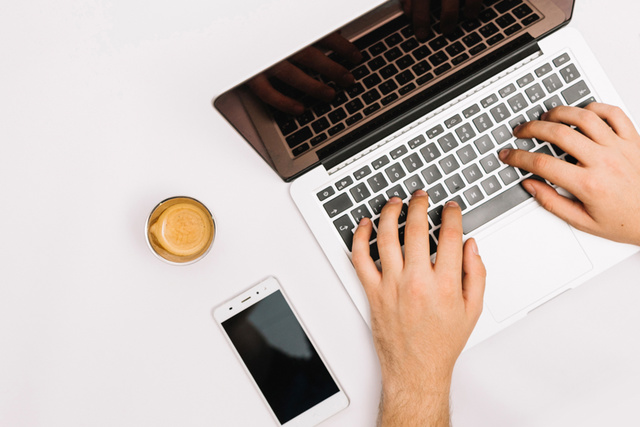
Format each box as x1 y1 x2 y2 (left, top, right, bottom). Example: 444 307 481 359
438 224 462 242
532 153 550 171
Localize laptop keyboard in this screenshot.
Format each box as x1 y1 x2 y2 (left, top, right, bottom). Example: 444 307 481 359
317 50 595 261
274 0 542 158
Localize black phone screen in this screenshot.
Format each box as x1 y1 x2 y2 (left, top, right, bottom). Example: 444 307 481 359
222 290 340 424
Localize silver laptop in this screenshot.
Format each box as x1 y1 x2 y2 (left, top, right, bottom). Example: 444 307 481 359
214 0 639 348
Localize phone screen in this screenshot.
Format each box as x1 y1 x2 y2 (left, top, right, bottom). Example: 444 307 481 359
222 290 340 424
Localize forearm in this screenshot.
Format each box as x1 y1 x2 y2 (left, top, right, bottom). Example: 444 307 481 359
378 382 451 427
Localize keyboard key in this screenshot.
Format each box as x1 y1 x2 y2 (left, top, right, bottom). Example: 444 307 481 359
490 103 510 123
386 184 407 200
552 53 571 67
395 70 414 86
491 124 512 144
400 38 419 53
397 54 416 70
438 133 459 152
577 96 597 108
317 186 335 201
508 115 526 129
542 73 563 93
362 88 382 105
462 182 532 233
534 64 551 77
403 153 424 172
463 185 485 206
421 164 443 184
427 183 448 204
516 73 534 87
333 214 355 250
462 104 481 118
385 33 403 48
462 32 482 48
487 33 505 46
411 60 431 77
351 204 372 223
526 104 544 121
513 4 533 18
380 64 399 79
413 45 432 60
455 123 477 143
469 43 487 56
559 64 581 84
354 165 372 180
444 173 466 194
446 41 465 57
399 82 417 95
285 126 312 148
278 118 297 136
429 36 448 51
427 124 444 139
368 194 387 215
496 13 516 29
347 83 365 97
514 138 536 151
336 176 354 191
498 166 519 185
384 47 402 62
462 163 483 184
367 172 388 192
310 133 327 146
474 134 495 154
345 99 365 115
456 145 478 164
324 193 353 218
369 241 380 261
328 122 345 136
369 41 387 56
499 83 517 98
462 19 482 32
525 83 545 103
434 63 452 76
407 135 427 149
363 103 381 116
543 95 563 111
429 205 444 227
372 155 390 170
420 143 442 162
328 107 347 124
481 175 502 195
292 143 309 156
404 174 425 194
363 73 382 88
390 144 409 159
445 114 463 129
507 93 528 112
521 13 539 26
479 8 498 22
495 0 522 14
439 154 460 174
479 153 501 173
352 65 370 80
472 113 493 133
481 93 499 108
385 163 407 182
561 80 591 105
311 117 330 133
504 23 522 36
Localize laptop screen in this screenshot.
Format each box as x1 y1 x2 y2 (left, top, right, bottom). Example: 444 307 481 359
214 0 574 181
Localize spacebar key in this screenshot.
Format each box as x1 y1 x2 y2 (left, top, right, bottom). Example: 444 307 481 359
462 184 532 234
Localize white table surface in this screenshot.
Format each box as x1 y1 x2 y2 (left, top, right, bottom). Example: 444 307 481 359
2 1 640 426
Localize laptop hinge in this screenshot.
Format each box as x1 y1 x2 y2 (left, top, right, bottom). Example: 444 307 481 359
319 34 541 173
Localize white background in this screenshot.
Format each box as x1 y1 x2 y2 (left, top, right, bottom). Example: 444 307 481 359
1 0 639 426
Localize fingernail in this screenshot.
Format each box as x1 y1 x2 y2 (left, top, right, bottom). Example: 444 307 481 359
359 217 370 226
522 181 536 197
415 27 429 41
469 238 479 256
445 200 459 209
499 148 510 161
388 197 402 204
339 73 355 87
540 112 548 121
413 189 427 197
513 124 522 134
322 86 335 101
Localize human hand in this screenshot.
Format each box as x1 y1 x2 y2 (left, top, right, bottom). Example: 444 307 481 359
499 103 640 246
400 0 483 39
352 191 485 425
246 32 362 115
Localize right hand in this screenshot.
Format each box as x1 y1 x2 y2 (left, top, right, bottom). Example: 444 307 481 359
499 103 640 246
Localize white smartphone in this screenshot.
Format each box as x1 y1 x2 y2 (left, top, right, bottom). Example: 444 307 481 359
213 276 349 426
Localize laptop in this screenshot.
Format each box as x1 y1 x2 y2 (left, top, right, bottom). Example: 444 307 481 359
214 0 639 348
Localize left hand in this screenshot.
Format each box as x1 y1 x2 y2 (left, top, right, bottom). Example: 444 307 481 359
352 190 486 424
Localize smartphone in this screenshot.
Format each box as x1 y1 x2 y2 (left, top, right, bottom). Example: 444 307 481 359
213 276 349 426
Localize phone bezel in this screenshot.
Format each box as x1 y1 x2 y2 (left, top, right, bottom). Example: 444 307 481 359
212 276 349 426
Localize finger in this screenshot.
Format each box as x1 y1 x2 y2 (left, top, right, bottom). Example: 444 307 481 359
440 0 460 34
246 74 305 115
403 190 432 269
267 60 335 103
513 120 597 163
412 0 431 41
291 46 355 88
520 178 597 233
401 0 411 16
499 148 586 197
352 217 382 290
542 105 617 147
464 0 483 19
434 201 463 281
584 102 639 140
461 238 486 319
376 197 406 273
316 32 363 65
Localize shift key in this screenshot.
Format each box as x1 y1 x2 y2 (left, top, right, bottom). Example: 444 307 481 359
462 184 532 234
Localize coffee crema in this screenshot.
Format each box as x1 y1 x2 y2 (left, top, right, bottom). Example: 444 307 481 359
146 197 215 264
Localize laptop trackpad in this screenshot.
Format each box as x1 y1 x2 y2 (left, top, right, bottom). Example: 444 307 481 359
477 207 593 322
